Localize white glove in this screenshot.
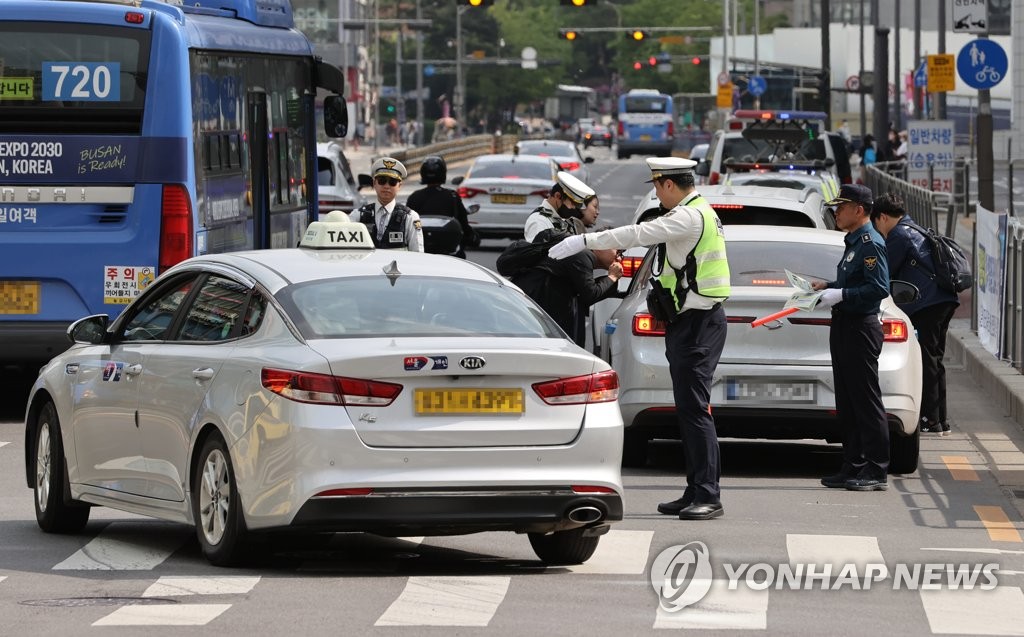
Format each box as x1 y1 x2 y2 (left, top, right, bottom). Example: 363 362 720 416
547 234 586 260
816 288 843 308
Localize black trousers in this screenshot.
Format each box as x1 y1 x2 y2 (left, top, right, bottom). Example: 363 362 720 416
665 304 727 504
829 312 889 477
909 302 957 425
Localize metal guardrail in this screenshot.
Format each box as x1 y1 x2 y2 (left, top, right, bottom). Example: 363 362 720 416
380 134 519 178
862 162 954 236
1001 218 1024 370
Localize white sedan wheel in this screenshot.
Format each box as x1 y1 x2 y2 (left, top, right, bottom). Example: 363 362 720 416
198 448 232 546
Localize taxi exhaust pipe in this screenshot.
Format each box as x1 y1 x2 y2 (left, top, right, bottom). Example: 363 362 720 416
567 506 603 524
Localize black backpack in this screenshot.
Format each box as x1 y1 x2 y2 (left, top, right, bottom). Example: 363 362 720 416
496 231 569 277
906 220 973 294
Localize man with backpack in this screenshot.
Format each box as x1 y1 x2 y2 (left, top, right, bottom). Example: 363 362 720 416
871 193 961 436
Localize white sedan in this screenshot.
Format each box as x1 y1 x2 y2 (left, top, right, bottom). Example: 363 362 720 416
24 213 623 566
602 225 922 474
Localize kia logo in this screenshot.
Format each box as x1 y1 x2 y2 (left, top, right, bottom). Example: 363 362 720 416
459 356 486 370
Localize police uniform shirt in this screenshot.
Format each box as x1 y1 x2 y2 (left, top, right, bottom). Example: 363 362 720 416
374 200 424 252
524 199 571 242
584 192 717 311
828 222 889 315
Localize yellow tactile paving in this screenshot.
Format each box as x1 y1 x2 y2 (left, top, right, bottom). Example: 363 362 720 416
973 505 1024 543
941 455 981 481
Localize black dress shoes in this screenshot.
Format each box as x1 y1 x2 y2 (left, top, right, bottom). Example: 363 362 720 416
678 502 723 520
845 476 888 491
657 493 695 515
821 472 855 488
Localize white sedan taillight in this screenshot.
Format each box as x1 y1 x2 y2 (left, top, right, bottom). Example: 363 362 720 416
261 368 402 406
532 370 619 405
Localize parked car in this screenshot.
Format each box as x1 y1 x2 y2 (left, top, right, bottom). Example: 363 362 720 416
514 139 594 184
451 153 559 240
316 142 364 215
602 225 922 473
24 213 624 566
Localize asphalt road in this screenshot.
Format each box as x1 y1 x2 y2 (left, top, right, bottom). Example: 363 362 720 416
3 151 1024 635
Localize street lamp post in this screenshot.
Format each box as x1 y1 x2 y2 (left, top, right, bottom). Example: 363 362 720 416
455 5 466 135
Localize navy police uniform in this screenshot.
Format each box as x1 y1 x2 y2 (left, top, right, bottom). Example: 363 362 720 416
824 185 891 486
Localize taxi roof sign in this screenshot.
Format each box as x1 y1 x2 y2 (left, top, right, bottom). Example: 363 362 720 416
300 210 375 250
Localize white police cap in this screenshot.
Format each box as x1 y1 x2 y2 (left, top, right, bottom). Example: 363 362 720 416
645 157 698 182
556 171 595 204
300 210 375 250
371 157 407 181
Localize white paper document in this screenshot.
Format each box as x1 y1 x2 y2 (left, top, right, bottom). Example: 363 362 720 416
783 269 825 311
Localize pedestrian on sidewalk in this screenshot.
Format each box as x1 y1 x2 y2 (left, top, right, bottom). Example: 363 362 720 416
871 193 959 436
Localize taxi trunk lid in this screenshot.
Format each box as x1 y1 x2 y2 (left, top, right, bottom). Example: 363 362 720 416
721 288 832 366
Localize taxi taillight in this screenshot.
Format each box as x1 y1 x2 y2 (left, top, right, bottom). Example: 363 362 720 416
882 319 909 342
632 312 667 336
620 255 644 279
159 184 193 273
533 370 619 405
261 368 402 406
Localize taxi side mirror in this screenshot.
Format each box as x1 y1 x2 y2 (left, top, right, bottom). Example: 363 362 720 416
357 174 373 190
695 162 710 177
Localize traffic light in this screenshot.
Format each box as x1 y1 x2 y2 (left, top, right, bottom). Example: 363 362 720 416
633 61 642 70
629 29 647 41
560 0 595 5
648 56 657 67
692 56 702 65
461 0 493 6
558 28 580 41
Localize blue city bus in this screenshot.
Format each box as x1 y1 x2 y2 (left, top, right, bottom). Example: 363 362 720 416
0 0 347 372
615 89 674 159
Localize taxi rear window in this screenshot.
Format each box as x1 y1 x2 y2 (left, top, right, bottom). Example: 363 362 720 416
279 277 563 339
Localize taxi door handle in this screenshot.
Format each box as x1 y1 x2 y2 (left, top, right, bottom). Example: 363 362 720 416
125 364 143 376
192 368 215 381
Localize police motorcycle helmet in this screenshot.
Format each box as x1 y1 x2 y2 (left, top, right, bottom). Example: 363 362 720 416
420 155 447 185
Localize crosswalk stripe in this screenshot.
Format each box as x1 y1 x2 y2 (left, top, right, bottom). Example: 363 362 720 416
52 524 188 570
0 441 9 448
653 579 769 630
142 576 261 597
374 576 510 627
786 534 885 569
974 506 1023 543
920 586 1024 635
565 530 654 574
942 455 981 481
92 604 232 627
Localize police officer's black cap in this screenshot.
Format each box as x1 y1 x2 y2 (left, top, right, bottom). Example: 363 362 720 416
825 184 873 208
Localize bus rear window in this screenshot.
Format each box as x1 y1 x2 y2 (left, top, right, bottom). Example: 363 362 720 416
623 96 669 113
0 22 150 134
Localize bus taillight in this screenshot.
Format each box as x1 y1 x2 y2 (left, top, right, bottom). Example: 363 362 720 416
667 120 674 137
159 185 193 273
617 121 624 137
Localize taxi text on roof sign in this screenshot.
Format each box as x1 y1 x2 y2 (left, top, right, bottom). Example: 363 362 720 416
300 210 375 250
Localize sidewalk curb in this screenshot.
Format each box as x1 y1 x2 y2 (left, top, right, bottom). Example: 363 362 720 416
948 325 1024 429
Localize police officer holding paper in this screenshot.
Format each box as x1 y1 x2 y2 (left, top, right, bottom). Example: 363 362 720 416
548 157 730 521
356 157 424 252
811 184 891 491
523 171 594 241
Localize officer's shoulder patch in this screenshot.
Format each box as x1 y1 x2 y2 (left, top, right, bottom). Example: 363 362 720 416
862 234 871 243
864 256 877 270
413 220 422 230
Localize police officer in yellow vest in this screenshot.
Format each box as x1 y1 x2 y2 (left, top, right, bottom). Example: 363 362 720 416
548 157 730 520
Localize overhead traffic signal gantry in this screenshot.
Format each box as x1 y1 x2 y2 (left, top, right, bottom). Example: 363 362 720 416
559 28 580 41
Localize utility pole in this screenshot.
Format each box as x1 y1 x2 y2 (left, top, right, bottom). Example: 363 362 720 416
914 0 921 119
893 0 901 130
415 0 424 145
820 0 831 129
859 0 866 140
873 27 889 150
936 0 946 120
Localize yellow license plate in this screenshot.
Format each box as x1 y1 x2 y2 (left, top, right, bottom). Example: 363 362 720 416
0 281 40 314
415 388 525 415
491 194 526 205
640 134 652 141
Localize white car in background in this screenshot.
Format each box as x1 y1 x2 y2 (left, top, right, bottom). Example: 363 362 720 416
452 154 559 240
601 225 922 474
514 139 595 185
24 214 623 566
316 142 364 214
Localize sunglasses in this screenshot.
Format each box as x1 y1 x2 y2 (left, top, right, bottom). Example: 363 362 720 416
374 176 401 187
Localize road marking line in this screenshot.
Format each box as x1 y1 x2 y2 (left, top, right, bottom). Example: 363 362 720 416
92 604 231 626
653 579 768 630
0 576 6 584
974 506 1023 543
52 524 188 570
942 455 981 481
920 586 1024 635
565 530 653 574
786 534 884 569
0 442 9 448
374 576 510 626
142 576 261 597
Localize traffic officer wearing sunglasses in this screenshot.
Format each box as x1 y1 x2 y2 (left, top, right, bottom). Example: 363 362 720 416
811 184 892 492
355 157 424 251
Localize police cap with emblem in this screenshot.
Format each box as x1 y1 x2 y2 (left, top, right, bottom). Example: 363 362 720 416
645 157 698 182
371 157 408 181
825 183 873 208
555 171 595 205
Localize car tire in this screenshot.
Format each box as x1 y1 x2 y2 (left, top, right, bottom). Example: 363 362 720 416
621 429 649 468
888 427 920 475
192 434 248 566
617 150 628 160
528 528 600 565
33 401 91 534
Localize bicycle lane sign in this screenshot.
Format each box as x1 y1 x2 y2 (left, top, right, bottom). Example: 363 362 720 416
957 39 1007 89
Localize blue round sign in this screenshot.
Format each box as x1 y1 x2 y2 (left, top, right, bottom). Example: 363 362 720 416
957 39 1008 90
748 75 767 97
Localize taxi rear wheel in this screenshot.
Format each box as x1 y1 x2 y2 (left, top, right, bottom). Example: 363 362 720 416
528 528 600 565
34 401 90 534
888 427 920 475
192 434 248 566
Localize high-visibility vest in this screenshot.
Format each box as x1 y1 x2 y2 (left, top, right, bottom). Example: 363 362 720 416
657 195 731 312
